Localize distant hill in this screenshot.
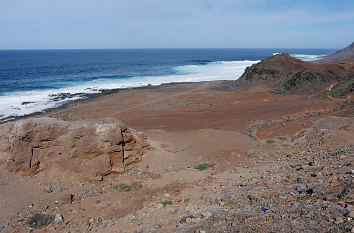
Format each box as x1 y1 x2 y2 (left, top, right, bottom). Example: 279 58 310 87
315 41 354 64
236 53 354 98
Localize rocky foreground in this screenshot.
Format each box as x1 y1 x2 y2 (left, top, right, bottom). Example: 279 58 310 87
0 115 352 233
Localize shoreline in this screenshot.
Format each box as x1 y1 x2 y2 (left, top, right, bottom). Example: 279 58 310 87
0 80 224 125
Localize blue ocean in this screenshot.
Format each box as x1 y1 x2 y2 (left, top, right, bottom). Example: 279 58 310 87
0 48 334 122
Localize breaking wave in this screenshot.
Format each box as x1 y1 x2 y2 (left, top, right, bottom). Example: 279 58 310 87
290 54 327 61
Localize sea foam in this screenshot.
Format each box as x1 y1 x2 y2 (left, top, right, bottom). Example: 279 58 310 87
290 54 327 61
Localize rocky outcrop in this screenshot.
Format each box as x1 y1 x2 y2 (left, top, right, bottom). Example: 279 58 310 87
0 117 149 180
239 54 309 85
238 54 354 96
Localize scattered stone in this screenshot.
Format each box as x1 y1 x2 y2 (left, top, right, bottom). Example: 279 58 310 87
201 211 212 218
248 192 261 201
54 214 64 224
44 185 52 193
193 217 201 224
348 211 354 218
131 181 142 189
334 217 344 224
60 194 73 204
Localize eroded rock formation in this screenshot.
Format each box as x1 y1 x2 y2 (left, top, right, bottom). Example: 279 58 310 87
0 117 149 180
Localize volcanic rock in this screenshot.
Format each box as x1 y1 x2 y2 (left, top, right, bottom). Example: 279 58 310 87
237 54 354 97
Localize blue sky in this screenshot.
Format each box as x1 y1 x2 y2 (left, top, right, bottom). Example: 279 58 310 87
0 0 353 49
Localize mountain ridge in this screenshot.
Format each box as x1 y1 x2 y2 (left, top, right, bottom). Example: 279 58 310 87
315 41 354 64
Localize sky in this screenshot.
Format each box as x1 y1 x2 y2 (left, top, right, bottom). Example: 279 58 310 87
0 0 353 49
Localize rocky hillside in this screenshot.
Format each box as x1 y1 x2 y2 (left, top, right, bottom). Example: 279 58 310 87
0 117 149 181
315 41 354 64
237 54 354 97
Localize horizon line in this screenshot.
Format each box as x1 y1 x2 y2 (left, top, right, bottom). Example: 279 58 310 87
0 47 339 51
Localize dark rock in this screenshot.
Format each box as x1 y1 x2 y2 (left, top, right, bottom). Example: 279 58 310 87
27 213 55 229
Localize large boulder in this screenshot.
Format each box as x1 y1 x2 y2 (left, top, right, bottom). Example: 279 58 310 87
0 117 149 180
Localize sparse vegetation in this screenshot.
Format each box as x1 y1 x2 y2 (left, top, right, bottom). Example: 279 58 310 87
112 183 132 191
329 149 346 157
298 195 310 201
224 200 234 206
266 139 276 144
195 163 215 171
26 213 54 229
183 199 190 203
162 200 172 206
329 77 354 98
278 137 286 140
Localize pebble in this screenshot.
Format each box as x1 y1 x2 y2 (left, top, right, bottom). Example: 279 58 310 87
44 185 53 193
348 211 354 218
54 214 64 224
192 217 201 224
60 194 73 204
202 211 212 218
194 230 206 233
186 218 192 224
334 217 344 224
248 192 261 201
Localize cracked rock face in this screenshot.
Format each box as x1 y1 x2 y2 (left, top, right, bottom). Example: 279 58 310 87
0 117 149 180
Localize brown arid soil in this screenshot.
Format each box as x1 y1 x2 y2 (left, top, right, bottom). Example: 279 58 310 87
0 80 353 233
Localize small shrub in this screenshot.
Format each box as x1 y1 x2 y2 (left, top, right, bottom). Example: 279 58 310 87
112 183 132 191
278 137 286 140
298 195 310 201
195 163 215 171
27 213 54 229
266 139 276 144
224 200 234 206
183 199 190 203
330 149 346 157
162 200 172 206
